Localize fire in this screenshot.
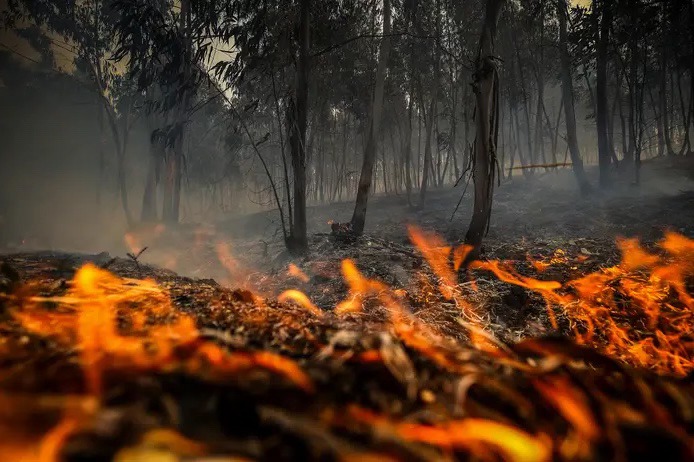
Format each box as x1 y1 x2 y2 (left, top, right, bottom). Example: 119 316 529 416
287 263 310 283
528 249 570 272
9 264 313 396
114 428 207 459
335 405 552 462
407 226 693 375
2 226 693 459
278 289 323 317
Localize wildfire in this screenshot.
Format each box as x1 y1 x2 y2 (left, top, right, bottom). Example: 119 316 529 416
1 227 692 460
406 226 693 376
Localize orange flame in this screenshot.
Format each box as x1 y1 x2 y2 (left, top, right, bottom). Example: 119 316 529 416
341 405 551 462
287 263 310 283
11 264 314 399
406 226 693 375
278 289 323 317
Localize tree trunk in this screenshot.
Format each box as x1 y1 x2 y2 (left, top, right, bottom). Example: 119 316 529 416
351 0 392 235
418 83 438 203
141 128 162 222
464 0 505 262
596 0 612 188
513 39 534 168
659 3 676 157
626 6 639 170
558 0 591 194
163 0 191 223
404 84 414 206
102 99 133 227
533 4 547 167
419 0 441 205
287 0 310 253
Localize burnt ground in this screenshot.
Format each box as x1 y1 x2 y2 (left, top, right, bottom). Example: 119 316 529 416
125 155 694 276
0 157 693 460
69 156 694 340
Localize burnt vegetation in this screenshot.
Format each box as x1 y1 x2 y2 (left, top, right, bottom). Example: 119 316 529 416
0 0 694 460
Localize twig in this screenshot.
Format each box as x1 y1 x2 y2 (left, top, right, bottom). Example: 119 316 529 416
126 246 148 277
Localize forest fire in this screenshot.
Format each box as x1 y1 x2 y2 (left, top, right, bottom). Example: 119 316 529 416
0 229 692 460
3 0 694 458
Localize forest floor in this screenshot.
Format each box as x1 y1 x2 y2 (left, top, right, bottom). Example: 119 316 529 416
0 156 693 460
112 155 694 341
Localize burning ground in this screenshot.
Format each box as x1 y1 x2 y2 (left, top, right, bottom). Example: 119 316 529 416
0 163 693 461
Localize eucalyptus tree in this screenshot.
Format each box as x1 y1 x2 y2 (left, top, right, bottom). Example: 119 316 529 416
464 0 505 262
111 0 224 223
351 0 392 235
557 0 591 194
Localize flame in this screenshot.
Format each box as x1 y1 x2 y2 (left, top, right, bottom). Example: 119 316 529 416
336 259 393 315
11 264 313 399
406 226 693 375
37 417 80 462
533 377 599 442
278 289 323 317
339 405 551 462
3 226 693 459
528 249 569 272
407 227 457 299
287 263 310 283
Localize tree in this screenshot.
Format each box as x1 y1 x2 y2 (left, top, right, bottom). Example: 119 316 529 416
418 0 441 205
286 0 311 253
595 0 612 188
351 0 392 236
464 0 505 263
557 0 591 195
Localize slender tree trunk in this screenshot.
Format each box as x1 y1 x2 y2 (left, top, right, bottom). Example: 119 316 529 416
596 0 612 188
551 95 564 165
141 128 162 222
351 0 391 235
451 68 460 179
660 4 676 157
675 70 692 155
558 0 591 194
625 3 639 171
271 68 293 230
102 98 133 227
416 101 422 185
507 99 517 177
462 86 471 171
404 84 414 206
287 0 310 253
533 6 547 167
608 76 621 165
419 14 440 205
514 40 534 168
176 0 192 222
464 0 505 262
97 98 105 207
